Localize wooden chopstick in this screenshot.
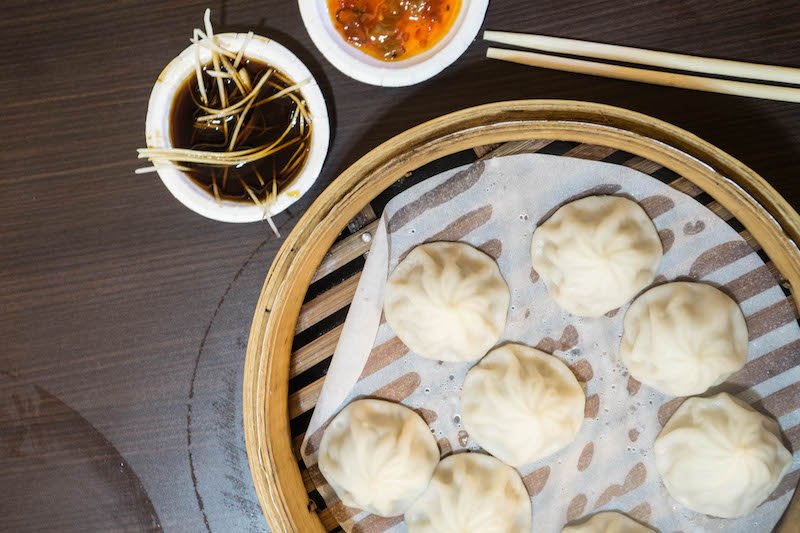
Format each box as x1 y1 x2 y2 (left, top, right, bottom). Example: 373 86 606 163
484 31 800 86
486 47 800 104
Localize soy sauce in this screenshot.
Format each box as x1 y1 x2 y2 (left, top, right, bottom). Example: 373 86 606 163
169 59 310 203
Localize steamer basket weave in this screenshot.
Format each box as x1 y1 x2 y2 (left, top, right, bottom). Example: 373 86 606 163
243 100 800 533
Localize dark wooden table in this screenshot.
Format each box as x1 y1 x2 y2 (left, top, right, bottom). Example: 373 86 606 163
1 1 798 531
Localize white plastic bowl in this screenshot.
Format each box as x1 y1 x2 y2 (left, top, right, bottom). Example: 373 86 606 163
299 0 489 87
144 33 330 223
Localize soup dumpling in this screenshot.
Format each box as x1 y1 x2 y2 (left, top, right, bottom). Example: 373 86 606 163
317 399 439 517
384 241 510 362
531 196 662 317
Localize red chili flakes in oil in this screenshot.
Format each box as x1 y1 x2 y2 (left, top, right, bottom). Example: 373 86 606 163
328 0 462 61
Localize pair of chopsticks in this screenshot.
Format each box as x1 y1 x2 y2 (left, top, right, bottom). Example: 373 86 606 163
484 31 800 104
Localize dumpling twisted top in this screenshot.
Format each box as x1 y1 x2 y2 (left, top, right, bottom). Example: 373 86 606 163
404 453 532 533
531 196 662 317
384 242 510 362
655 393 792 518
317 399 439 517
461 343 585 467
621 281 748 396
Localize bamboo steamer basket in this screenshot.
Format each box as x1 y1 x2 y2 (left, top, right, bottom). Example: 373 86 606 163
242 100 800 533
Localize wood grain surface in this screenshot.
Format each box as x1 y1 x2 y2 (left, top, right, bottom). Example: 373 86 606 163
1 1 798 532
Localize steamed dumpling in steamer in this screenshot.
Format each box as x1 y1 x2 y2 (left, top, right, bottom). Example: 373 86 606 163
531 195 662 317
654 393 792 518
384 241 510 362
404 452 532 532
317 399 439 517
620 281 748 396
461 343 585 467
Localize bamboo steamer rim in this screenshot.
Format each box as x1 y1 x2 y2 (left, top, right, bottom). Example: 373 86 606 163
243 99 800 533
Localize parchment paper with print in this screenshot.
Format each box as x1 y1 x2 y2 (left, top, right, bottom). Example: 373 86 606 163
301 153 800 533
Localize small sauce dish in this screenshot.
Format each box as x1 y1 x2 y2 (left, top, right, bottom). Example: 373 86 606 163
144 33 330 223
299 0 489 86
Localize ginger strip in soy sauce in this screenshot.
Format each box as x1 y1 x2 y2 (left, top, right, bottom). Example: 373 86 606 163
169 61 310 204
